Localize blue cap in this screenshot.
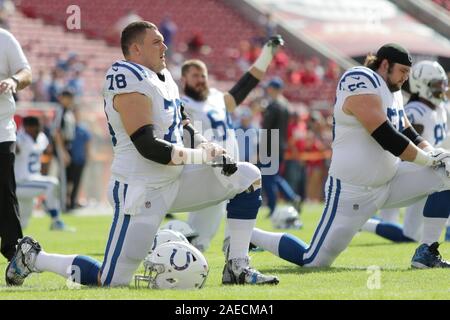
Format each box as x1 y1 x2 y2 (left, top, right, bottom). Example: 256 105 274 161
266 77 284 89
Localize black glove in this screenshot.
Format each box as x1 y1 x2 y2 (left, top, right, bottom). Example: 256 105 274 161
267 34 284 48
211 154 238 177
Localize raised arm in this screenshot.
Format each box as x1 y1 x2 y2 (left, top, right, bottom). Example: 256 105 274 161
224 35 284 112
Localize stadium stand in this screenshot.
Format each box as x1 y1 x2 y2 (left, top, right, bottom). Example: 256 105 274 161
13 0 339 105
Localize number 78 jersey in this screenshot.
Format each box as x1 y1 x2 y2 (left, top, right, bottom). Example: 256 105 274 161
103 60 184 187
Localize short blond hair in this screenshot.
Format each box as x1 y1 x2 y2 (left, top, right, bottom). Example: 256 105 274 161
181 59 208 76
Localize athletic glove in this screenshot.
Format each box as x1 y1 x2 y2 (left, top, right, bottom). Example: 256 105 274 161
430 148 450 168
252 35 285 72
416 147 450 167
211 154 238 177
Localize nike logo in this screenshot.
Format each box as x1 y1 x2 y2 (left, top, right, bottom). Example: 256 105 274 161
112 66 118 71
350 76 360 80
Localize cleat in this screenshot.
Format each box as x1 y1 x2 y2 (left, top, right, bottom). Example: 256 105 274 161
411 242 450 269
5 236 42 286
222 257 279 285
50 220 76 232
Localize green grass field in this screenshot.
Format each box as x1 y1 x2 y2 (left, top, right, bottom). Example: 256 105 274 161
0 204 448 300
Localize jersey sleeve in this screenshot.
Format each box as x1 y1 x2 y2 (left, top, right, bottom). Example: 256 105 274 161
103 61 152 98
337 68 381 97
4 30 31 74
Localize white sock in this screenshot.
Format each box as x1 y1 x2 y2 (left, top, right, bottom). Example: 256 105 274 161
421 218 447 245
227 219 256 260
361 218 380 233
251 228 283 256
35 251 77 278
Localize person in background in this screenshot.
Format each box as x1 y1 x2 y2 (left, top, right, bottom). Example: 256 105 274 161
66 109 91 210
0 27 32 261
260 77 302 216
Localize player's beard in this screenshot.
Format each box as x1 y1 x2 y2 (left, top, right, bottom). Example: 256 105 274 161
184 83 209 101
386 77 402 92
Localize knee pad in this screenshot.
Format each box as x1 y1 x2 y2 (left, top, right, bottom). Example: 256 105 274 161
226 187 262 220
234 162 262 192
424 190 450 218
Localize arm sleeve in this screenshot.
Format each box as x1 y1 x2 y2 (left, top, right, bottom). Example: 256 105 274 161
5 31 30 74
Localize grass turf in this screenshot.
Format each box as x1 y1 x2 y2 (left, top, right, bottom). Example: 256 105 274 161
0 203 448 300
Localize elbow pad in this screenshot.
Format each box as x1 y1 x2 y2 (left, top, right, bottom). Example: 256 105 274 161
371 120 410 156
229 72 259 106
130 124 173 164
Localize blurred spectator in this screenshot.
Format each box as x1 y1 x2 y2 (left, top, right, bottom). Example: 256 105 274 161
57 53 84 73
273 49 290 70
301 60 321 86
52 90 76 167
324 60 341 81
159 16 177 60
260 77 301 216
66 69 84 98
286 62 302 85
188 31 204 53
52 90 76 211
66 109 91 210
114 9 142 36
236 106 258 164
284 111 307 200
0 0 14 29
304 111 328 202
47 68 65 103
30 70 49 102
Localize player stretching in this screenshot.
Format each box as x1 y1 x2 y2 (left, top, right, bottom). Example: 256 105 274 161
362 61 450 242
5 21 279 287
250 44 450 268
181 35 283 251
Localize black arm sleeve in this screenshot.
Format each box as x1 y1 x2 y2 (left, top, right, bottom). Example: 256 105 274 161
228 72 260 105
130 124 173 164
371 120 410 156
183 123 207 149
402 126 425 146
180 101 190 121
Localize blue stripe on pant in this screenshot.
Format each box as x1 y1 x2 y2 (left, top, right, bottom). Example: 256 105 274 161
100 181 120 277
303 177 341 265
100 181 130 286
104 214 130 285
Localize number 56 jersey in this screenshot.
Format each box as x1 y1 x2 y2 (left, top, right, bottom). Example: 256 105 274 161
103 60 184 187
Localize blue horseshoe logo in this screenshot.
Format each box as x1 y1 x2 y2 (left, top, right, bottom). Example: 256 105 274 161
170 249 191 271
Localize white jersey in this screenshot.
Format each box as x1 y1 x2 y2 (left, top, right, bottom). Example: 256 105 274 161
15 130 48 182
0 29 31 142
329 66 404 187
405 100 447 147
103 60 184 187
182 88 239 159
